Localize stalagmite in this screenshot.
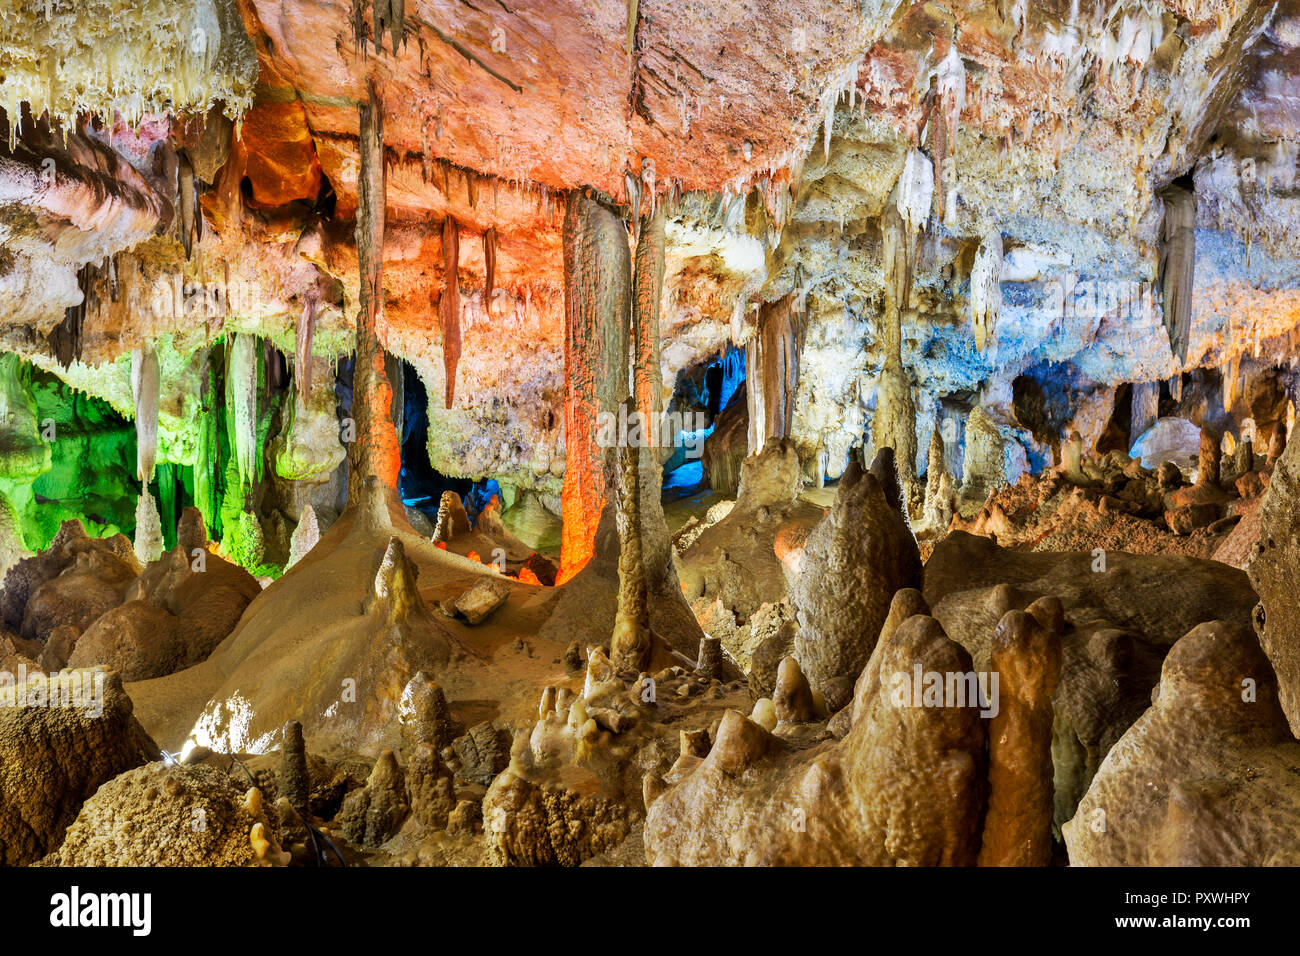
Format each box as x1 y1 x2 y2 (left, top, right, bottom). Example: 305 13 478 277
131 347 160 486
280 720 310 814
228 334 258 493
1159 184 1196 365
441 216 461 407
970 230 1003 353
134 491 163 567
745 295 800 456
632 203 666 448
923 414 955 530
286 504 320 569
695 634 721 680
1198 425 1221 486
978 610 1062 867
559 191 631 579
349 79 402 502
1268 419 1288 466
610 399 652 673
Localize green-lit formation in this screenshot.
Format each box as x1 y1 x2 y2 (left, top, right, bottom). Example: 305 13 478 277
0 336 303 580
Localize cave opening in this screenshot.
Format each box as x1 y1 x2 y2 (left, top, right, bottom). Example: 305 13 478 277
661 345 746 499
396 360 471 525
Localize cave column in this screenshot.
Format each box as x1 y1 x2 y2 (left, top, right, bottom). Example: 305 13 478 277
872 205 918 499
633 203 666 453
610 398 652 672
348 78 402 503
559 191 631 580
745 294 799 456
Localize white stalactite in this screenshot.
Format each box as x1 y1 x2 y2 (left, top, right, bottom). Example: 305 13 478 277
970 230 1004 353
897 149 934 236
131 347 160 485
230 333 259 491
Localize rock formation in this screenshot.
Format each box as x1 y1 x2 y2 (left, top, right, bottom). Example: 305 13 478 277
791 456 922 694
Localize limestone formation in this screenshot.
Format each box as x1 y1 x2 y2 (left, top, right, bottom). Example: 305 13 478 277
0 670 157 865
1249 428 1300 735
2 0 1300 879
791 458 922 694
51 764 288 867
280 720 311 815
977 611 1062 867
645 615 986 865
1064 621 1300 866
68 544 261 680
338 750 409 847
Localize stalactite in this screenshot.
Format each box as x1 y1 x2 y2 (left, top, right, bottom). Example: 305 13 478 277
1225 354 1241 413
441 215 461 407
934 37 966 224
349 78 403 502
178 151 198 259
610 400 651 673
745 295 800 455
881 203 912 315
1159 184 1196 365
194 348 220 536
896 148 934 240
354 0 404 54
295 295 316 415
633 202 666 450
970 230 1004 353
50 262 96 367
483 227 497 313
131 347 160 485
559 190 631 581
228 333 259 494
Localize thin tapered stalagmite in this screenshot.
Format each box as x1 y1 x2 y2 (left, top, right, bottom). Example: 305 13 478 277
610 399 651 672
281 720 310 814
349 79 402 502
441 216 461 407
559 191 631 580
745 294 799 455
633 203 666 445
